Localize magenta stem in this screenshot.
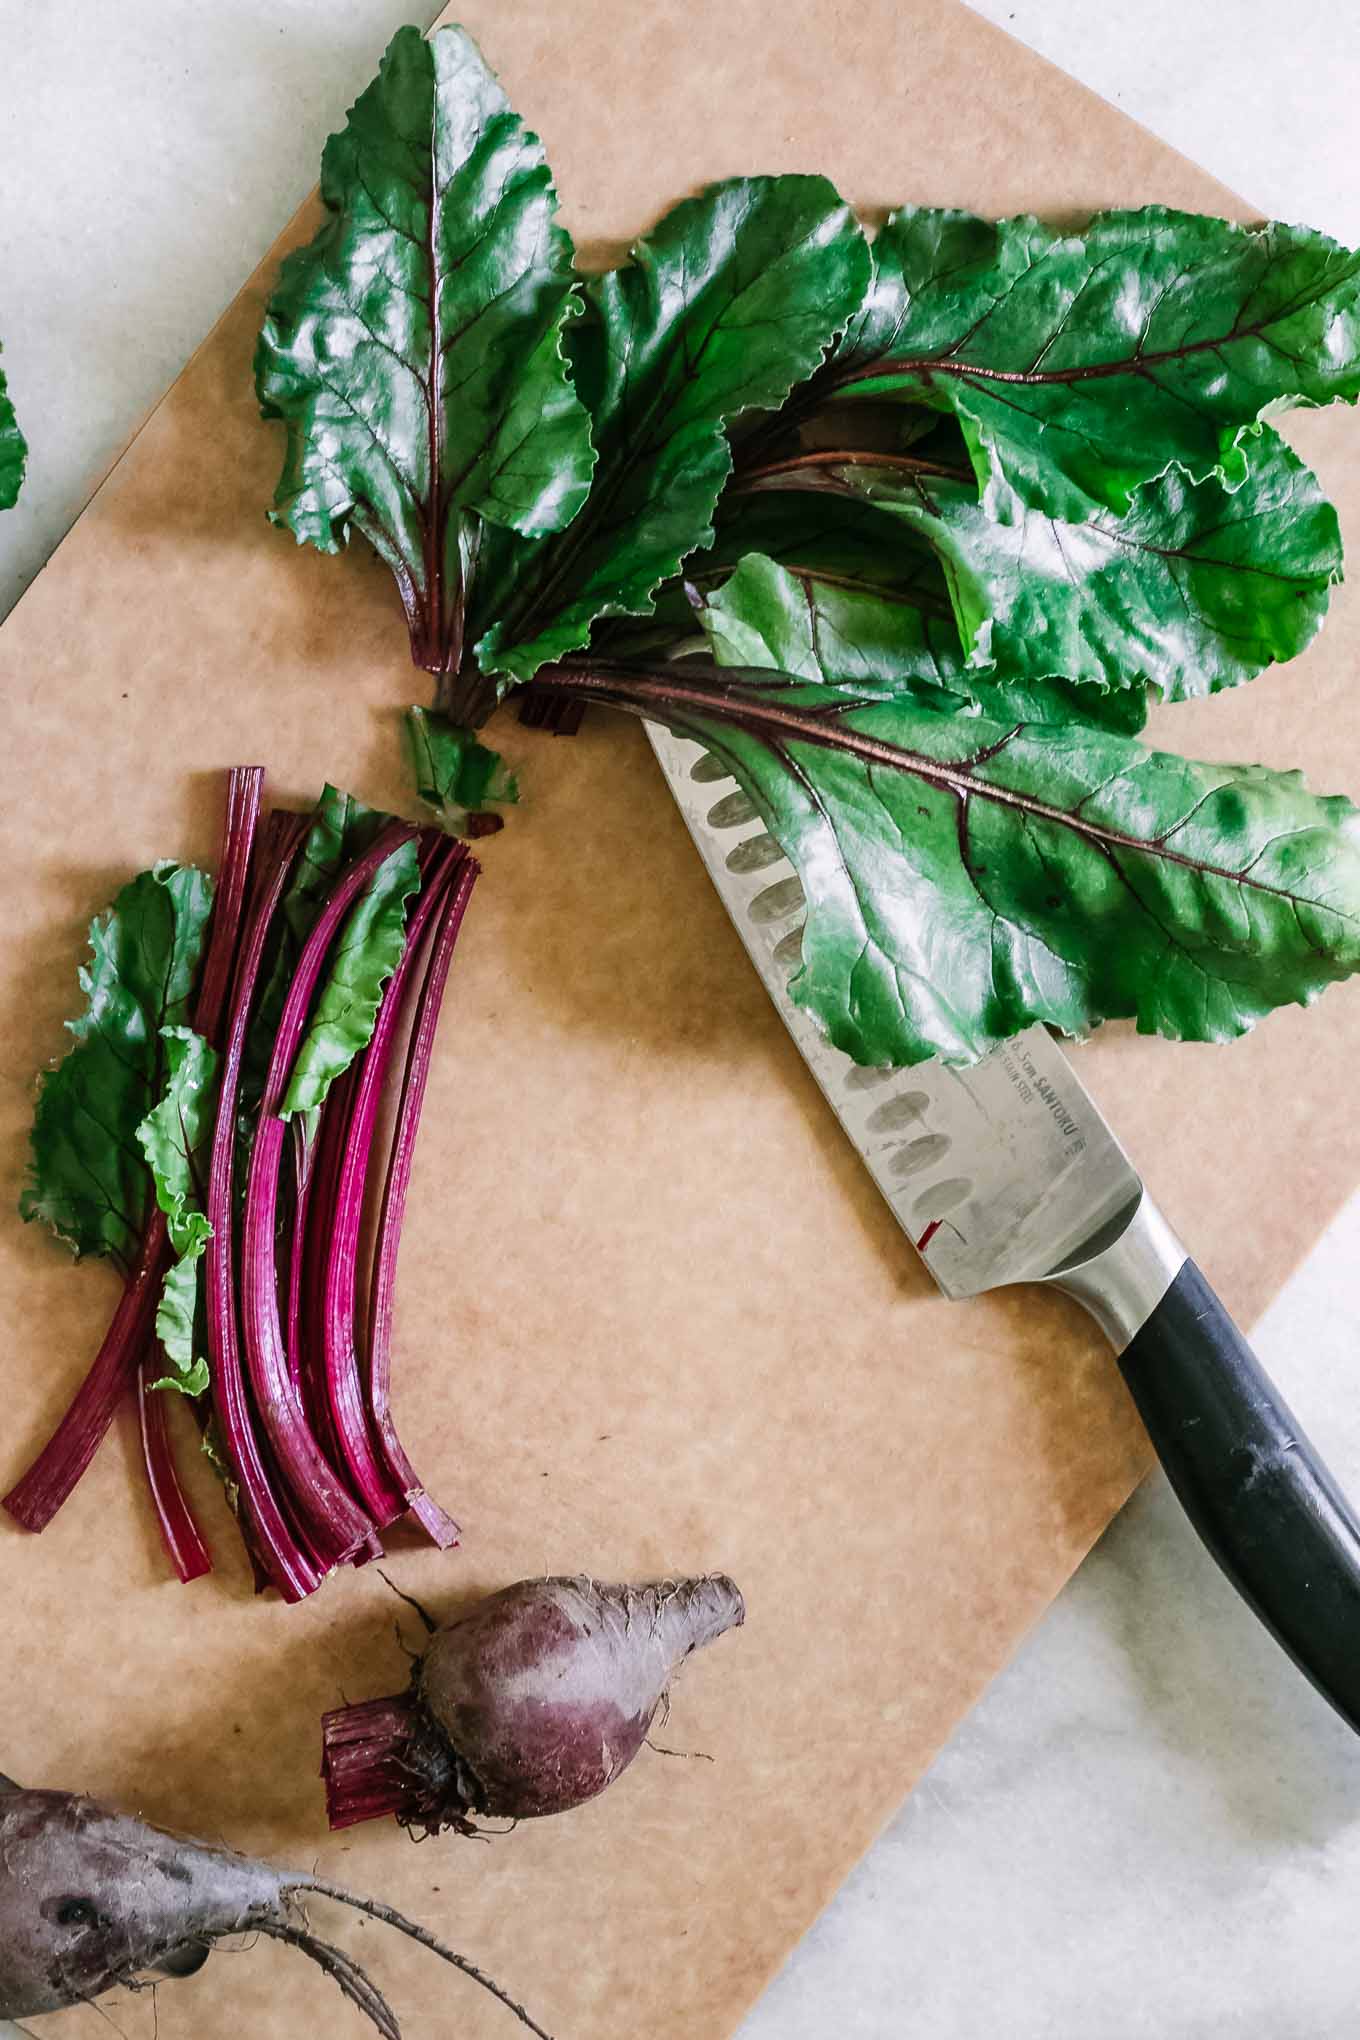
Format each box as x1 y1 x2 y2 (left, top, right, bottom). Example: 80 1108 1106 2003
5 767 264 1536
239 821 418 1566
206 811 322 1602
365 855 480 1548
136 1358 213 1583
318 839 464 1526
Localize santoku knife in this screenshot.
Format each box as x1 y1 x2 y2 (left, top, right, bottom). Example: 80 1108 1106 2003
649 721 1360 1734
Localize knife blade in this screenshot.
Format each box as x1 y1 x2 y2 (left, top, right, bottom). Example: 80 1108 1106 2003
650 719 1360 1734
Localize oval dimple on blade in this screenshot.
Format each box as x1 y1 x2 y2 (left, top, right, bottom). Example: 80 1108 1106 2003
727 832 784 875
913 1176 973 1219
867 1091 931 1134
844 1064 895 1093
888 1133 951 1180
750 875 806 925
772 925 805 972
708 789 759 828
691 751 730 784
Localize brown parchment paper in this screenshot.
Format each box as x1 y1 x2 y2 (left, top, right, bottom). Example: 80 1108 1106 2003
3 3 1359 2034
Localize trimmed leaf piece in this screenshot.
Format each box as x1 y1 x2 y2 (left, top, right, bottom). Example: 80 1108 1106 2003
281 836 421 1118
699 551 1149 734
151 1258 210 1399
21 865 214 1264
406 705 518 830
256 22 594 677
0 345 25 510
246 783 391 1111
565 664 1360 1066
828 205 1360 521
136 1026 219 1257
837 426 1340 701
470 175 871 683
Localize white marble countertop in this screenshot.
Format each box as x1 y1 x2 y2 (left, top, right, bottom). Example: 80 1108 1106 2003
3 4 1360 2033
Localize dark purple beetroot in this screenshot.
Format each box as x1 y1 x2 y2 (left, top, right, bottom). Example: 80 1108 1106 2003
0 1778 552 2036
322 1573 745 1836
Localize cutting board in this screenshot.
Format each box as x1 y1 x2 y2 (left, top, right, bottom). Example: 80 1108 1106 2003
3 3 1359 2035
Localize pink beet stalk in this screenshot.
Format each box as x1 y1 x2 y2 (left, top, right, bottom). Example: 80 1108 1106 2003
4 767 264 1536
238 821 418 1567
318 837 466 1527
135 1358 212 1584
206 810 322 1603
365 854 480 1546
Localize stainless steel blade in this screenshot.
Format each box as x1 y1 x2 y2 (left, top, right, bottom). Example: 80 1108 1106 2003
649 723 1144 1300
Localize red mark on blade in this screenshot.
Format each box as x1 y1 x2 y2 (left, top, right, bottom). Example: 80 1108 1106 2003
916 1219 942 1253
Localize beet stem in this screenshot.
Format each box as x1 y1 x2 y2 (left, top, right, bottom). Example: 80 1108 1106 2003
206 810 322 1602
135 1356 213 1583
318 838 465 1528
239 820 418 1566
364 856 480 1545
4 768 265 1534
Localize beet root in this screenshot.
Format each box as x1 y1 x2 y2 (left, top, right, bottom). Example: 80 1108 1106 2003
0 1779 551 2036
323 1572 745 1836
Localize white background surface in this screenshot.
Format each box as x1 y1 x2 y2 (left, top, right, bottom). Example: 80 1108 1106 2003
3 3 1360 2034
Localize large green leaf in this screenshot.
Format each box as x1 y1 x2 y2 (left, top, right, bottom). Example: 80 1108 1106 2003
256 23 593 677
281 835 421 1118
135 1026 218 1258
698 550 1149 734
0 345 24 510
559 663 1360 1066
21 865 214 1264
833 426 1341 701
468 175 870 684
823 206 1360 522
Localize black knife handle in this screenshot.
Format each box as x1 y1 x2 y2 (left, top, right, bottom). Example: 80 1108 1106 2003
1118 1259 1360 1733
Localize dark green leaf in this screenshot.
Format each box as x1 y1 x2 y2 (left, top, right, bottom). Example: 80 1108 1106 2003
21 864 214 1263
281 836 420 1118
150 1257 210 1399
825 205 1360 521
256 23 594 675
836 427 1340 701
698 550 1149 734
406 705 517 830
572 664 1360 1066
469 175 870 683
0 345 24 510
136 1025 218 1258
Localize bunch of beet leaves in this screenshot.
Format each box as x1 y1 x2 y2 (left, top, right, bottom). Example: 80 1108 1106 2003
254 22 1360 1073
7 767 478 1599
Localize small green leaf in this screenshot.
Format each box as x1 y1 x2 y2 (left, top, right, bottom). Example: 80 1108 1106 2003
136 1026 218 1258
256 23 594 676
0 344 25 510
470 175 870 683
281 835 421 1118
826 205 1360 522
838 427 1341 701
406 705 518 830
151 1257 210 1399
596 664 1360 1066
21 865 214 1264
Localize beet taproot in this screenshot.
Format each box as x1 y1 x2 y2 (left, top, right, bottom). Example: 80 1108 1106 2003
0 1776 550 2036
323 1573 746 1835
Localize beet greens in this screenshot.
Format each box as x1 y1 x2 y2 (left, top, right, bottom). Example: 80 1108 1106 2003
8 768 478 1598
257 21 1360 1072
